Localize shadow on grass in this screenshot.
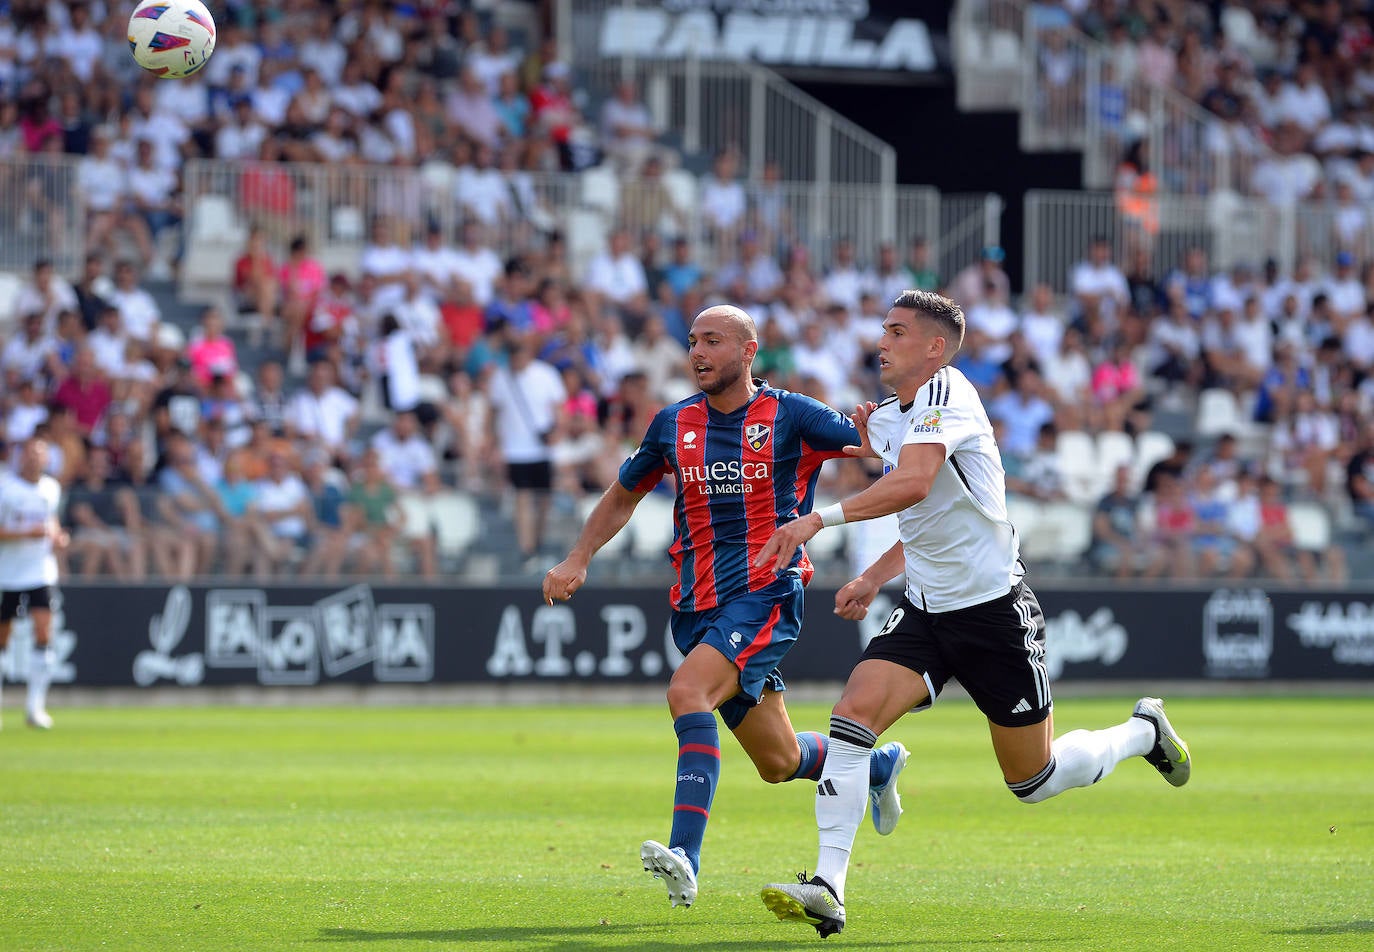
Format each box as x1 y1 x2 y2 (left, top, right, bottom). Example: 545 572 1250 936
1272 921 1374 936
317 926 922 948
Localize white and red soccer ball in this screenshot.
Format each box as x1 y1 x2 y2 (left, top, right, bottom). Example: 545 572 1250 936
128 0 217 79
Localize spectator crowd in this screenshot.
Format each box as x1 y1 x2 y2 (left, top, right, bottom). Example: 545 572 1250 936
0 0 1370 583
1037 0 1374 220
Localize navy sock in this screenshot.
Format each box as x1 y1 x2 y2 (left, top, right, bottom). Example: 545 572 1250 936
668 712 719 874
790 731 827 781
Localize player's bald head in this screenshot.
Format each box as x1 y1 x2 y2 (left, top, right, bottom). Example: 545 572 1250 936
692 304 758 344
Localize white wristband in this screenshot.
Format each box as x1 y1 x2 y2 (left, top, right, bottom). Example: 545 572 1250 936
818 503 847 528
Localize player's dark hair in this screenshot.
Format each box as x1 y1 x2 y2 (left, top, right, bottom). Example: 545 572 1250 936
891 289 966 360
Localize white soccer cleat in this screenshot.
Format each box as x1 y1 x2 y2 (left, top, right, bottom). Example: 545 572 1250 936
640 839 697 908
761 873 846 938
869 741 909 835
26 709 53 730
1132 697 1190 787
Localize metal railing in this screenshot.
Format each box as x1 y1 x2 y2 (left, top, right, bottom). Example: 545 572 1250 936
1081 54 1272 195
1018 5 1091 153
953 0 1278 194
0 155 84 276
952 0 1025 112
940 192 1006 284
1023 189 1304 294
563 0 896 188
179 159 999 298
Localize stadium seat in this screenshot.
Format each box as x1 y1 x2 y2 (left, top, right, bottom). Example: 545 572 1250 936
628 492 678 560
234 370 255 401
418 160 456 201
316 244 362 280
660 169 696 233
191 194 244 244
659 378 697 404
564 207 609 278
579 165 620 219
1288 502 1332 552
331 206 365 242
987 31 1022 68
415 374 448 405
397 493 434 543
1006 496 1041 544
1132 430 1176 491
431 491 481 558
1195 388 1244 438
183 196 247 291
1054 430 1101 504
1095 430 1136 487
1036 502 1094 564
577 494 631 558
0 271 24 330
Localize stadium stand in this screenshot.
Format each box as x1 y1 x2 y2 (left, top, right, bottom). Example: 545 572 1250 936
0 0 1370 587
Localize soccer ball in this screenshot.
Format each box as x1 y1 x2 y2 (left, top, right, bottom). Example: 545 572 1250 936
127 0 217 79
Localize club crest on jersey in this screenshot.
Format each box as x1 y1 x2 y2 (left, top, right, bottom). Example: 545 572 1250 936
912 409 943 433
744 422 771 452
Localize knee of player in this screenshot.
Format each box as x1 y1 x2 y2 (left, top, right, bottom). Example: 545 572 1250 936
754 757 795 785
664 681 702 717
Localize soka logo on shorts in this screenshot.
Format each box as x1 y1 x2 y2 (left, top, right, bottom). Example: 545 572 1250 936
745 422 771 452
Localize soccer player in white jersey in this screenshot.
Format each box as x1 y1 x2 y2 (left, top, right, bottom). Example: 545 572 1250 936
0 436 68 729
752 290 1191 937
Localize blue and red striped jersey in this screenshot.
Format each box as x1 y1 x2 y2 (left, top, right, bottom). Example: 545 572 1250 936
618 384 858 612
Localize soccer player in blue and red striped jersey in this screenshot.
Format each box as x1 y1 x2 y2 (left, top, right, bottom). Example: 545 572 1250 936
543 305 908 909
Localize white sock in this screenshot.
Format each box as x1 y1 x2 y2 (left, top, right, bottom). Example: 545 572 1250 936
1010 718 1155 804
814 716 877 901
27 646 52 716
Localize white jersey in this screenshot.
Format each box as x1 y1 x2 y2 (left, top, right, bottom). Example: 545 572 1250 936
867 365 1022 612
0 472 61 590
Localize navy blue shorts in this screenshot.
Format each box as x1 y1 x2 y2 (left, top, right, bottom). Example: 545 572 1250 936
671 573 804 729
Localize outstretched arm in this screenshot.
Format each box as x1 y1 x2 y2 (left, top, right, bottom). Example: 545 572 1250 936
754 442 945 574
543 482 645 605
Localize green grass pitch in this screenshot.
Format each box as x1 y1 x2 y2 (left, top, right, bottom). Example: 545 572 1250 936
1 696 1371 951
